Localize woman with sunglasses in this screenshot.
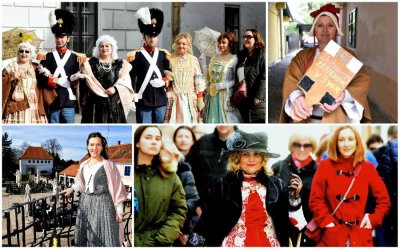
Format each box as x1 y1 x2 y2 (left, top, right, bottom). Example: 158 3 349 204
271 132 318 246
234 29 266 123
2 41 48 123
309 126 390 246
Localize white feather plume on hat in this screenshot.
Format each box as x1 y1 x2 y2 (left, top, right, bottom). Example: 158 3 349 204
49 9 57 27
135 7 151 25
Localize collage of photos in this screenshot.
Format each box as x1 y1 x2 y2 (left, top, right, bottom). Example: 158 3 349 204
1 1 398 248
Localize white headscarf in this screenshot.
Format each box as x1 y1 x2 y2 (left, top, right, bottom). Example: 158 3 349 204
309 11 344 37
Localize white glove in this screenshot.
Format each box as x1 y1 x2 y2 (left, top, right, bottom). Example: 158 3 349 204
133 93 139 102
130 102 136 112
215 81 235 90
70 72 85 82
237 66 245 82
56 76 70 88
215 83 226 90
149 78 165 88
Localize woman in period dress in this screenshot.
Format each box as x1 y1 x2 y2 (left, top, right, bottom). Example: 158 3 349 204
165 33 206 123
201 32 242 123
62 132 127 246
79 35 134 123
280 4 371 123
2 41 47 123
187 132 306 246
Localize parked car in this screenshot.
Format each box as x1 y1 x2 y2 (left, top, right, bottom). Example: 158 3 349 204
303 35 318 48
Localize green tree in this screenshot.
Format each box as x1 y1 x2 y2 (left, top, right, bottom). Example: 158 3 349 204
2 132 19 181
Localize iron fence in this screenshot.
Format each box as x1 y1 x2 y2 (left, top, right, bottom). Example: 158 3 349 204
2 193 132 247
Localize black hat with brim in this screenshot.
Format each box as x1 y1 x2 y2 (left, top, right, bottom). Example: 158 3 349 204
50 9 75 36
226 132 280 158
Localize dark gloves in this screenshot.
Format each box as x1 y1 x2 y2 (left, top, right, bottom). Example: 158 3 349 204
288 174 303 198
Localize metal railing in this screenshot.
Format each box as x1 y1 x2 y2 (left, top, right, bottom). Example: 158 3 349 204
2 193 132 247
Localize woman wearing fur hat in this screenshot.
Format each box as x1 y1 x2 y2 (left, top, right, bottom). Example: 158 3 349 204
134 126 187 246
165 33 206 123
187 132 306 246
79 35 134 123
280 3 371 123
271 132 318 246
2 41 48 123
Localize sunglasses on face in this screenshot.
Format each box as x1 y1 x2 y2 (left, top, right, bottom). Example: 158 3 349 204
19 50 31 54
242 35 254 40
293 142 313 149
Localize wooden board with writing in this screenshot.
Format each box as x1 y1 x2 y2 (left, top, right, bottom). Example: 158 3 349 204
297 40 363 106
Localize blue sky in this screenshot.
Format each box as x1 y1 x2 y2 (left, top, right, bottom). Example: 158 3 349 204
2 125 132 161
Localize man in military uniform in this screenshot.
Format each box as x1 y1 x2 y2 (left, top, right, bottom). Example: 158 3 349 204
128 7 170 123
36 8 85 123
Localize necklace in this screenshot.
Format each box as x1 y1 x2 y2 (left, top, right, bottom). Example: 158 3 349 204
99 59 112 72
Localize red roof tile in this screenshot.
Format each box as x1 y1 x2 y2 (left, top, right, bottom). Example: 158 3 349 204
20 146 53 160
59 164 79 177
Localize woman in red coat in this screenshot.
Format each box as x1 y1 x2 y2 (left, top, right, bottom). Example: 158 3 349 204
309 125 390 246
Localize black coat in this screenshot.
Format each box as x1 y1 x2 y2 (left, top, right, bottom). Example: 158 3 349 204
177 160 200 235
129 49 170 107
185 129 232 206
271 154 318 246
236 48 266 123
177 160 200 213
189 170 293 246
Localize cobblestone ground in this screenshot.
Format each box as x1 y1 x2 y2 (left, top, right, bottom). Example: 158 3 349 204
268 50 396 123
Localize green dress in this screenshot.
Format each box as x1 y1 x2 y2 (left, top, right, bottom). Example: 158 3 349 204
204 54 242 123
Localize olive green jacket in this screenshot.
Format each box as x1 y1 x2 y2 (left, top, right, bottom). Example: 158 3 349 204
134 165 187 246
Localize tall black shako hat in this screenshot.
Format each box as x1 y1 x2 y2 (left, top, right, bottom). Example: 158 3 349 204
226 132 280 158
49 9 75 36
136 7 164 36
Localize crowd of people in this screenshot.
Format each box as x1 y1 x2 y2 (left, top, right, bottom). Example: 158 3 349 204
134 125 397 247
2 7 266 124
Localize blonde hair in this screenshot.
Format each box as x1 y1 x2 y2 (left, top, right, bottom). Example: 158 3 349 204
161 138 184 160
172 33 193 55
327 126 365 167
288 132 317 153
227 151 269 174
